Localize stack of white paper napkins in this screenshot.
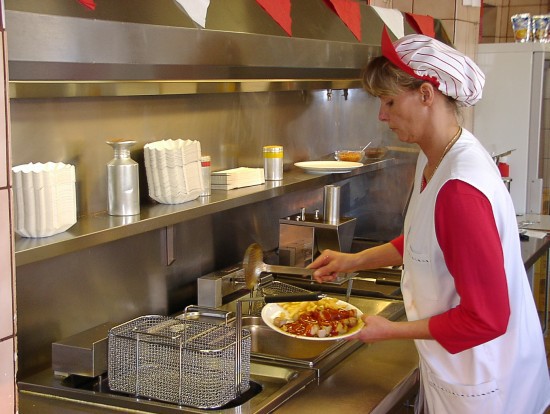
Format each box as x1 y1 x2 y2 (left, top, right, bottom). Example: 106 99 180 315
12 162 77 238
144 139 203 204
211 167 265 190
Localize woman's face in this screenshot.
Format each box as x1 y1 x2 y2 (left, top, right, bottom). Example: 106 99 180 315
378 88 426 144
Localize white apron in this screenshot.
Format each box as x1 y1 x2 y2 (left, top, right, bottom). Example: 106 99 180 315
402 129 550 414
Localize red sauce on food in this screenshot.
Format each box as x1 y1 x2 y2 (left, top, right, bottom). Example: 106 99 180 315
282 308 357 337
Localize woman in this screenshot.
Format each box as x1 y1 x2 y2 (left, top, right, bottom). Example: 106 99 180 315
308 28 550 413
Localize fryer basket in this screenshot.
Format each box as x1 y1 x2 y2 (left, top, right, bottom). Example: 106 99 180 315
246 279 313 315
108 313 251 409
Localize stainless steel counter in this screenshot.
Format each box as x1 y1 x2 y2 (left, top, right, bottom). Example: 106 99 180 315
19 215 548 414
517 214 550 269
517 214 550 334
274 340 418 414
18 289 418 414
18 339 419 414
19 362 317 414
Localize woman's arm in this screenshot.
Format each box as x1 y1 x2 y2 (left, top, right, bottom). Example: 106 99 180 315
430 179 510 354
349 180 510 350
307 240 403 283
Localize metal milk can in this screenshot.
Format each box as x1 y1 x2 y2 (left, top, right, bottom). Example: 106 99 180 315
106 139 140 216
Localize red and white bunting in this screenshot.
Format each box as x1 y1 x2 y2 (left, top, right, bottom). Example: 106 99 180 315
173 0 211 28
371 6 404 39
77 0 96 11
323 0 362 41
405 13 435 38
256 0 292 36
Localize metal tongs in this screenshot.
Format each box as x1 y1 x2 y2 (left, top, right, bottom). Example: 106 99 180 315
242 243 400 303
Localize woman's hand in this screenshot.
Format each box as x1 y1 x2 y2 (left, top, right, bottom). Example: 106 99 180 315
348 315 396 343
307 242 403 283
348 315 433 343
306 249 357 283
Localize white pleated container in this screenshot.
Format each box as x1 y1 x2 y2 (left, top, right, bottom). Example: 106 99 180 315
12 162 77 238
144 139 203 204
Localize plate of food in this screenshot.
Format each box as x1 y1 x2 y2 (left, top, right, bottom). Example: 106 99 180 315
261 296 364 341
294 161 363 174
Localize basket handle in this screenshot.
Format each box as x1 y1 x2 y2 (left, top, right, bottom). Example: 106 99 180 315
180 305 232 325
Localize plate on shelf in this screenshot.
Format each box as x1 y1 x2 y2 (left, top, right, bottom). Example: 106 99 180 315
294 161 363 174
261 298 364 341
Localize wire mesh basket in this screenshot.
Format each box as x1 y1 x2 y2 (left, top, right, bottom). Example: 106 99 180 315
246 279 313 315
259 280 312 296
108 312 251 409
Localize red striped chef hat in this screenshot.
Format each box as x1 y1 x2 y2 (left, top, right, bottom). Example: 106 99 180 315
381 27 485 107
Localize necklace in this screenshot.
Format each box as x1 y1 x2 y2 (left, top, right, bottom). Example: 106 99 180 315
424 126 462 184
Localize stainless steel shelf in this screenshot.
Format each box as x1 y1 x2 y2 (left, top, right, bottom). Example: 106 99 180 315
9 79 363 99
15 160 394 266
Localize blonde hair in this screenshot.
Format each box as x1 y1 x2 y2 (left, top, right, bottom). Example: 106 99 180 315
362 56 459 111
362 56 424 97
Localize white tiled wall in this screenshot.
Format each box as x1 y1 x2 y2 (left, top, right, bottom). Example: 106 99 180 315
0 189 14 412
0 339 14 413
0 25 16 414
0 191 12 336
0 29 5 192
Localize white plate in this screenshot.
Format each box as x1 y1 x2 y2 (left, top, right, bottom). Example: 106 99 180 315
261 298 364 341
294 161 363 174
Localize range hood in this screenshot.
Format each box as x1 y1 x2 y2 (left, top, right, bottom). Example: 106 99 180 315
5 0 446 98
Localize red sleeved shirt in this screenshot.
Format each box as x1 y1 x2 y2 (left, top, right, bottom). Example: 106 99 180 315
391 179 510 354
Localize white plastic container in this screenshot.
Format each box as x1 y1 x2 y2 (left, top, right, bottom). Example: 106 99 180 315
12 162 77 238
143 139 202 204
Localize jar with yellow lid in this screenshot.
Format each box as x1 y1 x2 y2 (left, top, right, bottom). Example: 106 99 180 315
263 145 283 181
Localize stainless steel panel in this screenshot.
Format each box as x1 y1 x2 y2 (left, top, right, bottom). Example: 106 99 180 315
230 292 403 370
10 89 398 218
3 2 458 101
5 10 376 82
51 322 115 378
19 361 316 414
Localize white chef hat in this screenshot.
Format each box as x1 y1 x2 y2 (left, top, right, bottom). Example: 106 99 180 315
381 27 485 107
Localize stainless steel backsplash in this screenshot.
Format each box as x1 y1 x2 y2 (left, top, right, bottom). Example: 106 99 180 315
11 88 416 377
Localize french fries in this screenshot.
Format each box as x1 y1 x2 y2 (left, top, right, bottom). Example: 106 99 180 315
279 297 341 321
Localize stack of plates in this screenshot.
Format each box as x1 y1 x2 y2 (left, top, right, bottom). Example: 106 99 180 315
12 162 77 238
211 167 265 190
144 139 203 204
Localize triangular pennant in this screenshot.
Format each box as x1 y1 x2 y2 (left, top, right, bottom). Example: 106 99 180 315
256 0 292 36
381 26 439 86
405 13 435 38
323 0 362 41
173 0 211 28
371 6 404 39
77 0 96 10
